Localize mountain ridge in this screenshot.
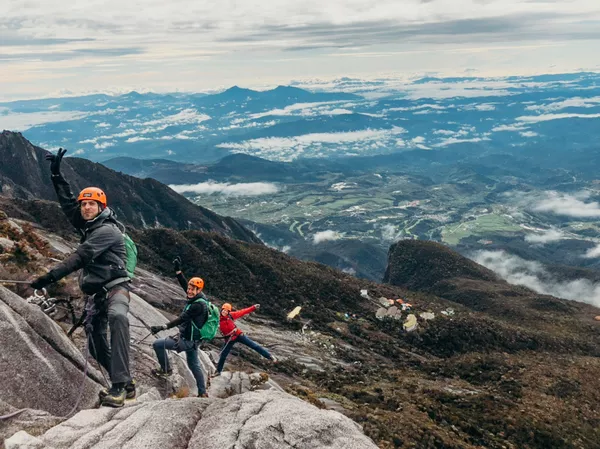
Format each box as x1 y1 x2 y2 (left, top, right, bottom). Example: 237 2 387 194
0 131 260 243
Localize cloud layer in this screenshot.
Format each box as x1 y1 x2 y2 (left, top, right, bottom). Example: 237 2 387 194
2 0 600 99
474 250 600 307
169 181 279 196
312 230 343 244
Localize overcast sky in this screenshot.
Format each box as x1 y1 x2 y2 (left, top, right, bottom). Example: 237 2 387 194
2 0 600 100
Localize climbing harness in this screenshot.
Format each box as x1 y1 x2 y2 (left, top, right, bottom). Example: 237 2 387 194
26 288 57 316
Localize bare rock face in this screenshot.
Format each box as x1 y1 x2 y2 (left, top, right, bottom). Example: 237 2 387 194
208 371 283 399
0 286 103 418
6 390 378 449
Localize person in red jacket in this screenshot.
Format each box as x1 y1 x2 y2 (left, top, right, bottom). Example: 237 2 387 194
213 303 277 376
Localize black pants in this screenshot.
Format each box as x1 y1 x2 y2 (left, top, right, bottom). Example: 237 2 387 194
87 288 132 385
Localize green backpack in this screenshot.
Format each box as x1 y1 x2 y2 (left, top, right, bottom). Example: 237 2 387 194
186 297 220 341
123 233 138 278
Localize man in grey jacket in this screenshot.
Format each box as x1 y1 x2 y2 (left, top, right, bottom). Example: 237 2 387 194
31 148 134 407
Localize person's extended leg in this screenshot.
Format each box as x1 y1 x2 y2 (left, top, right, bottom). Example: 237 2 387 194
215 338 236 374
236 334 273 360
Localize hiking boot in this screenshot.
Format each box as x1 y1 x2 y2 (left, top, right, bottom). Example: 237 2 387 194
271 356 278 363
99 380 136 400
210 371 221 378
101 385 126 408
198 392 209 398
151 368 172 379
125 379 136 399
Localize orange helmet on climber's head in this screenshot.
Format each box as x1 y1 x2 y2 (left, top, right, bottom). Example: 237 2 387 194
222 303 232 312
77 187 107 209
188 277 204 290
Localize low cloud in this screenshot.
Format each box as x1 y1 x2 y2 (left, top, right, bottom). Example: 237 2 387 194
473 250 600 307
524 229 564 244
532 191 600 217
381 224 403 242
312 230 343 244
491 123 527 132
169 181 279 196
516 112 600 124
217 127 406 161
0 111 89 131
432 136 490 147
525 96 600 113
584 245 600 259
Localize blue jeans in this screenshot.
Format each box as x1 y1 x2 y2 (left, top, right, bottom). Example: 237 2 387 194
153 335 206 395
216 334 272 373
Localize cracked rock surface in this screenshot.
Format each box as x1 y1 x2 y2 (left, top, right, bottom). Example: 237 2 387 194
6 390 377 449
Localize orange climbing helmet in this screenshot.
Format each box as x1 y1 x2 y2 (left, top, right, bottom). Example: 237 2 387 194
188 277 204 290
77 187 107 208
222 303 232 312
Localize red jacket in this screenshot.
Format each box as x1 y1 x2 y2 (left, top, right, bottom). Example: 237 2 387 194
220 305 256 340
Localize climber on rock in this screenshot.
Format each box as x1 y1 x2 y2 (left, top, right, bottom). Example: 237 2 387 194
150 256 217 397
30 148 135 407
213 302 277 377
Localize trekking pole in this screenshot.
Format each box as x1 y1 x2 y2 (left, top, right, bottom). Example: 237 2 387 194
0 280 31 284
134 331 153 345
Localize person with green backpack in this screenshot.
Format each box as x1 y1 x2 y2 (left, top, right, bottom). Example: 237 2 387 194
149 256 219 397
30 148 137 407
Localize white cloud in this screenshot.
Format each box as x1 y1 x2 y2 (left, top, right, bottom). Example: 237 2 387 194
72 149 85 155
491 124 527 132
584 245 600 259
95 122 111 128
381 224 403 242
169 181 279 196
532 191 600 217
217 127 406 161
94 141 115 149
524 229 564 244
525 96 600 113
0 111 88 131
125 136 151 143
519 131 538 137
312 230 343 244
473 250 600 307
516 113 600 124
432 136 490 147
143 109 210 126
250 101 350 119
433 129 457 136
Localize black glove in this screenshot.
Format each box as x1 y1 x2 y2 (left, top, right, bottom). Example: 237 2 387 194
150 325 166 334
30 272 55 290
45 148 67 176
172 256 182 272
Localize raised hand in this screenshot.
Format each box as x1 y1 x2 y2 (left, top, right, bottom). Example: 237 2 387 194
45 148 67 175
172 256 182 272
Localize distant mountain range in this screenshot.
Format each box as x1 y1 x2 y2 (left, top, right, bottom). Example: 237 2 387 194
2 72 598 165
